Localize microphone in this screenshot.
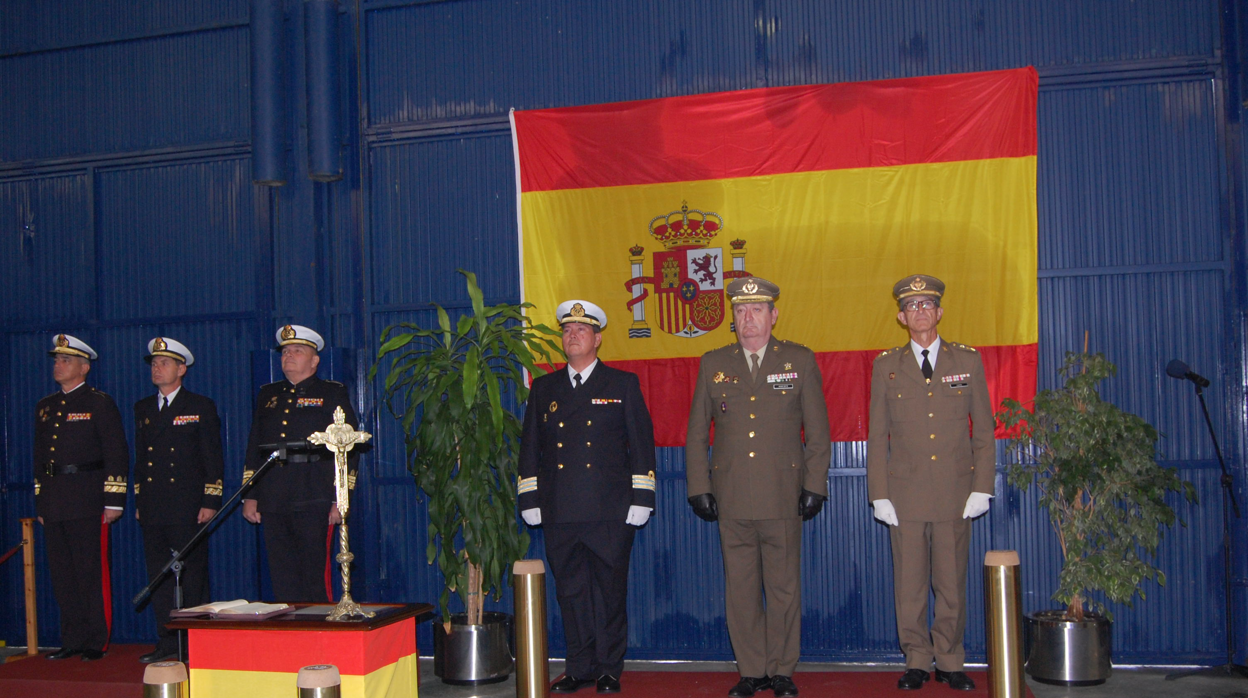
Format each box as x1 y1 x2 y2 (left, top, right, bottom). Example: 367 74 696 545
1166 359 1211 388
259 439 312 452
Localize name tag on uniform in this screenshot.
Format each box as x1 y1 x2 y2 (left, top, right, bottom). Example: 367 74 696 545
66 412 91 421
767 372 798 383
173 415 200 425
772 383 794 390
591 398 622 405
297 398 324 408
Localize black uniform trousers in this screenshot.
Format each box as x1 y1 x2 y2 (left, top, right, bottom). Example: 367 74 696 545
142 523 209 654
263 511 331 603
545 521 636 679
44 516 108 652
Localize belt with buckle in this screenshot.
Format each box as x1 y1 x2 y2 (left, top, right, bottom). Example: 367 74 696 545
42 460 104 477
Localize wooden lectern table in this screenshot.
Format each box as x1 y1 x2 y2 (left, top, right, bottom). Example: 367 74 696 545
168 602 432 698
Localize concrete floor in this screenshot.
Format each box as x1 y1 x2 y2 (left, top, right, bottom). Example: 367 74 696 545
414 659 1248 698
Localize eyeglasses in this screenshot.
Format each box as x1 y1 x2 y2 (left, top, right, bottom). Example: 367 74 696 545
902 300 938 312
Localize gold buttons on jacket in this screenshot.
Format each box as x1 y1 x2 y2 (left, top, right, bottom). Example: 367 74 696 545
558 464 564 469
557 443 563 448
749 452 756 458
282 420 288 425
586 441 592 447
749 431 755 438
52 435 57 439
280 433 286 438
930 434 936 439
285 409 290 413
928 391 933 397
749 414 756 419
928 413 934 418
586 463 591 468
931 455 938 460
750 396 756 401
587 420 592 426
148 446 153 452
558 422 564 427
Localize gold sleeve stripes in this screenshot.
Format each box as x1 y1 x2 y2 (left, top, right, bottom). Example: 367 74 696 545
104 475 128 494
632 471 656 491
205 480 223 497
518 476 538 495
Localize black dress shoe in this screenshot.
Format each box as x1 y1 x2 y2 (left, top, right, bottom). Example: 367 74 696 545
771 674 799 697
934 669 975 690
551 675 597 693
46 648 81 660
80 649 106 661
727 676 771 697
898 668 930 690
596 674 621 694
140 648 177 663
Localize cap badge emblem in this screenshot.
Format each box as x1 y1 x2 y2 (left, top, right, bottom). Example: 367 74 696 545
154 338 167 351
281 325 296 340
571 303 585 318
783 363 792 371
909 277 927 291
549 401 558 412
742 281 758 294
55 334 69 348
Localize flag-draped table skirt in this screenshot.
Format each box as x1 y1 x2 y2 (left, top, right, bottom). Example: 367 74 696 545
168 603 430 698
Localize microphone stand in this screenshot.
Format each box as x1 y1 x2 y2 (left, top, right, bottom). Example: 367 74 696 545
1166 383 1248 681
131 449 286 662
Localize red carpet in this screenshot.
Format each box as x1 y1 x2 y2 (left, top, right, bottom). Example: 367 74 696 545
613 671 1032 698
0 644 150 698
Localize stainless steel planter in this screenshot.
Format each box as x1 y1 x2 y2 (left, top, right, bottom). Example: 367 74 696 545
1024 610 1112 685
433 612 514 685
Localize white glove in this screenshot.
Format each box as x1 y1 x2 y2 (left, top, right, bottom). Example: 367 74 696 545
872 499 899 526
625 505 652 527
963 492 992 519
521 508 542 526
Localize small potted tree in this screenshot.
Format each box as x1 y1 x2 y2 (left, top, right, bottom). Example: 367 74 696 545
997 351 1196 685
374 270 561 685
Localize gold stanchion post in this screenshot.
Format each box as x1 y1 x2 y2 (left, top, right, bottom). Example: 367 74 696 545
984 550 1027 698
143 660 189 698
21 517 37 656
513 559 549 698
298 664 343 698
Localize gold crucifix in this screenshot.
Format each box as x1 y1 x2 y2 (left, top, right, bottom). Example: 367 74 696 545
308 406 374 621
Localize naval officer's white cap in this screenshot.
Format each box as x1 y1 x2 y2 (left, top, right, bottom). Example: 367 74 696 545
146 337 194 366
48 334 98 361
555 300 607 330
275 324 325 352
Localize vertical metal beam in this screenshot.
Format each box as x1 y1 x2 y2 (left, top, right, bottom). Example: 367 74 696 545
305 0 343 182
252 0 288 186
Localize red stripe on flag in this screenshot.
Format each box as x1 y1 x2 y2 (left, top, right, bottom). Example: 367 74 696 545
514 68 1038 192
188 619 417 674
608 343 1037 447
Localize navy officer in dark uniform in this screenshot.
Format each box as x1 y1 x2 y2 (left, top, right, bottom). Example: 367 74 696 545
35 334 128 661
519 300 656 695
241 324 357 602
133 337 223 663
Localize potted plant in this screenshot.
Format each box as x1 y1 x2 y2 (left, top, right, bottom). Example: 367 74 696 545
997 352 1196 685
374 270 562 685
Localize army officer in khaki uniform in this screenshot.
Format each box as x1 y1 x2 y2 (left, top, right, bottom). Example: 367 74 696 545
686 277 831 698
866 275 995 692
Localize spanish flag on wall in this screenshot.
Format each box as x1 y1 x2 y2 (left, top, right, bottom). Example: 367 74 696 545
512 68 1038 447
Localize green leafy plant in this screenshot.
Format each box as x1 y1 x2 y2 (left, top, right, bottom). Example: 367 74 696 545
372 270 563 627
997 352 1196 621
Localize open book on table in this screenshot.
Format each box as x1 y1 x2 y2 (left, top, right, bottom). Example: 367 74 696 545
170 599 293 619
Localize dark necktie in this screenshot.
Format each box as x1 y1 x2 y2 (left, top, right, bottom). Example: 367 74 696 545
750 353 760 380
573 373 583 389
160 395 168 411
921 349 933 381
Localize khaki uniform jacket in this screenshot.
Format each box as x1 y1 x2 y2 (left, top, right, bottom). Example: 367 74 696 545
686 338 831 520
866 339 995 522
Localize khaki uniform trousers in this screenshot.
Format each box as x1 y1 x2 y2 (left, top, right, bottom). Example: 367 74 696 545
718 518 803 678
889 517 971 671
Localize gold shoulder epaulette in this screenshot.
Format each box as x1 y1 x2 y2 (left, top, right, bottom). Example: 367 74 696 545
951 342 977 353
324 380 346 387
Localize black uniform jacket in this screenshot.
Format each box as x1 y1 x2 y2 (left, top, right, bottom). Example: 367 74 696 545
134 389 225 526
33 384 129 522
243 375 358 514
518 362 657 524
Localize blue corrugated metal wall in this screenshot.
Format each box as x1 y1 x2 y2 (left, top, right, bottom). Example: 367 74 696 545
1 0 1244 666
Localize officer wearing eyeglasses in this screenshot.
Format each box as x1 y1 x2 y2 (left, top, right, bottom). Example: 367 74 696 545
866 275 996 692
